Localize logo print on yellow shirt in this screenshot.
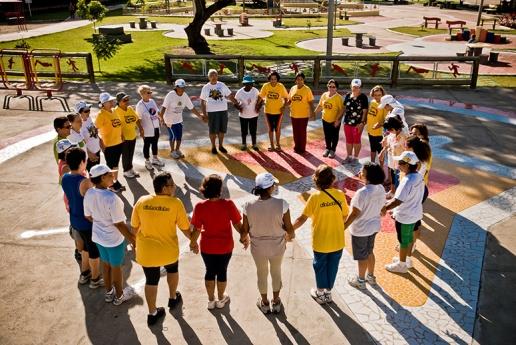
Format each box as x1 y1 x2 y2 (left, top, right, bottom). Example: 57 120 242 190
292 94 303 102
125 115 137 124
324 102 333 110
267 91 279 100
111 119 122 127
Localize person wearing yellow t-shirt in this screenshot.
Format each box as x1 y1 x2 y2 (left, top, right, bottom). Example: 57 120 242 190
293 165 349 304
259 72 289 152
367 85 387 164
314 79 344 159
95 92 124 192
289 72 315 154
131 172 192 326
115 92 144 180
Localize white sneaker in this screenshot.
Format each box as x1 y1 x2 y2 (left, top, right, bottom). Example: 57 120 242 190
216 294 230 309
130 169 140 178
257 298 270 314
385 260 408 274
145 160 154 171
392 256 413 269
271 299 282 313
105 288 115 303
310 288 326 304
207 300 216 310
365 273 377 285
323 149 330 157
324 290 333 303
328 150 336 159
177 150 185 158
348 276 366 290
171 151 180 159
152 157 165 167
123 170 137 179
113 286 136 306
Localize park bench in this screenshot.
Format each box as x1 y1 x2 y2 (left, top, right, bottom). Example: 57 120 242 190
484 5 499 15
95 27 132 43
423 16 441 29
481 17 498 30
446 20 466 35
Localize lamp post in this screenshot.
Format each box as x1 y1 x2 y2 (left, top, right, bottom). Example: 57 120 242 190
476 0 485 26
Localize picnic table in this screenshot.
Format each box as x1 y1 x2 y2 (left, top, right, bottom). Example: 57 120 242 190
446 20 466 35
354 32 366 48
138 16 147 29
423 16 441 29
481 17 498 30
466 42 491 57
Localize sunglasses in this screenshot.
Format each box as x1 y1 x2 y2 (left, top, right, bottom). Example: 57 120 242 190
146 92 152 95
81 108 90 113
328 86 337 88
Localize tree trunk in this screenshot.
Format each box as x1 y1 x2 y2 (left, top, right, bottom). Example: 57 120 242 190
185 0 236 54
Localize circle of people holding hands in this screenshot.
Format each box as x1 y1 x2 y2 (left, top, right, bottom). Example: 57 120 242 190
53 69 432 326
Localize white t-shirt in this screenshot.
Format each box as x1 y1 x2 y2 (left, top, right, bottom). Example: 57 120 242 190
80 117 101 154
162 90 194 126
235 87 260 119
67 129 86 148
200 81 231 113
393 172 425 224
349 184 386 237
84 188 126 247
419 161 428 180
136 99 160 137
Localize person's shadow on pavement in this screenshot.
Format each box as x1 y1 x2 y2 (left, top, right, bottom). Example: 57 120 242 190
210 307 253 345
266 310 310 345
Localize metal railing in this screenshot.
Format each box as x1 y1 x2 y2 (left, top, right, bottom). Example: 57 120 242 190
164 54 480 89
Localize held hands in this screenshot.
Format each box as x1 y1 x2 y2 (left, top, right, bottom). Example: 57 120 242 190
239 234 250 250
380 206 387 217
285 232 295 242
190 240 199 254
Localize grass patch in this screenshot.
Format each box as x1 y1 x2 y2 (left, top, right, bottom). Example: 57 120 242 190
390 26 447 37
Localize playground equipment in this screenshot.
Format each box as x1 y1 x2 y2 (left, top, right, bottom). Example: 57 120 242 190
0 49 35 110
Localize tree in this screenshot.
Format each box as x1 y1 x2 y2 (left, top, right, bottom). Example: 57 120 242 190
185 0 236 54
91 35 121 72
77 0 108 31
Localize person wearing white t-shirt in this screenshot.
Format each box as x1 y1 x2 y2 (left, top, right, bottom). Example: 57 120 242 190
76 101 101 171
382 151 425 274
136 85 164 171
200 69 238 155
234 75 263 151
159 79 205 159
344 162 386 290
84 164 136 306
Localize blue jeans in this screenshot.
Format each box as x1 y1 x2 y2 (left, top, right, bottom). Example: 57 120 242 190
313 249 343 290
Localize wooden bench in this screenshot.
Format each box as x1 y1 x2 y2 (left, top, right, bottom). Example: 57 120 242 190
423 16 441 29
96 27 132 43
446 20 466 35
481 17 498 30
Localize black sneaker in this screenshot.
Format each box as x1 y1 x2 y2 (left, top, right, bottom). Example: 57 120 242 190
147 307 166 326
168 291 182 309
218 146 228 154
211 147 218 154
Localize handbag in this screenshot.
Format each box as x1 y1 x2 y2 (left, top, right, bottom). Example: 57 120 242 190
322 189 342 210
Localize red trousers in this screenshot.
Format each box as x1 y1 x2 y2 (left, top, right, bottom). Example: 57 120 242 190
291 117 309 153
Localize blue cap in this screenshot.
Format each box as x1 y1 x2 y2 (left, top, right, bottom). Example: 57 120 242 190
242 75 255 84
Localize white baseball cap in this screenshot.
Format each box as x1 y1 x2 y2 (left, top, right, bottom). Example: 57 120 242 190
174 79 186 88
393 151 419 165
378 95 396 109
351 79 361 88
74 100 91 113
98 92 116 105
255 172 279 189
207 69 218 76
89 164 116 178
56 139 76 154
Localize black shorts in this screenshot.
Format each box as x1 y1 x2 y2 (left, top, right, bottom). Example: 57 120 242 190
142 261 179 286
77 229 100 259
201 252 232 282
208 111 228 134
266 113 282 131
351 233 377 260
368 134 383 154
104 143 123 169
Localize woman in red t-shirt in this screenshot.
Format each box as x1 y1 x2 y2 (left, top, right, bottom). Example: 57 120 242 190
190 174 248 310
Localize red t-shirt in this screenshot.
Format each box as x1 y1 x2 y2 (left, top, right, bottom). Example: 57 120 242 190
191 199 242 254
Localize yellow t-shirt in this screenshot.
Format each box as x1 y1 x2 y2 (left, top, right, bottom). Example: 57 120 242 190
303 188 349 253
367 100 387 137
95 108 122 147
289 85 314 118
259 82 289 115
115 106 140 141
318 92 343 123
131 195 190 267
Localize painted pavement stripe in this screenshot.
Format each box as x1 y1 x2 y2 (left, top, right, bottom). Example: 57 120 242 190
0 130 55 165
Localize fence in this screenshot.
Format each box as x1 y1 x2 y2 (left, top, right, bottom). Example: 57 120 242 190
164 54 480 89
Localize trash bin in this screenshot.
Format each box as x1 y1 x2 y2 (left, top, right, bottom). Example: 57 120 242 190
129 21 136 29
227 28 234 36
369 36 376 46
341 37 349 46
489 51 499 63
204 28 210 36
151 21 157 29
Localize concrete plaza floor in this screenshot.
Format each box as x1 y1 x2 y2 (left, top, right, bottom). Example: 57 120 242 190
0 81 515 345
